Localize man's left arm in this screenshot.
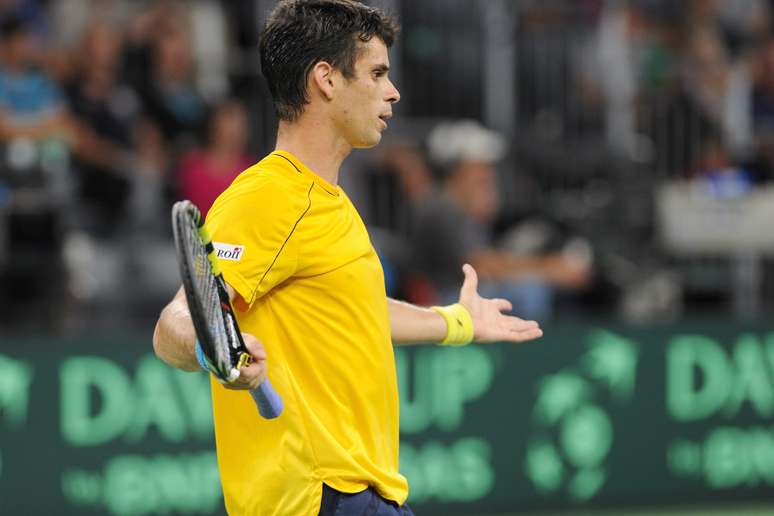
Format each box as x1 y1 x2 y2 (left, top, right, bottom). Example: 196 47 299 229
388 264 544 345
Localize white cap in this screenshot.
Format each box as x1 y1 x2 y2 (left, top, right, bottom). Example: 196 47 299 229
426 119 508 168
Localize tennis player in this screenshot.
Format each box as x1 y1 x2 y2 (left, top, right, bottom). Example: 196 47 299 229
153 1 543 514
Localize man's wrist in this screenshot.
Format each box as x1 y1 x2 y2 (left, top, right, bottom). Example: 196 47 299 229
430 303 474 346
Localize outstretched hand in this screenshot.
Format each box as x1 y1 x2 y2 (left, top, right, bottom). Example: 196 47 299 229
458 264 543 343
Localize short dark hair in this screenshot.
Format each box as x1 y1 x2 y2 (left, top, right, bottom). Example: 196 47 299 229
260 0 399 122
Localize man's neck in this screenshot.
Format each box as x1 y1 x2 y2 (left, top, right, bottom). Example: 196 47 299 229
274 117 351 185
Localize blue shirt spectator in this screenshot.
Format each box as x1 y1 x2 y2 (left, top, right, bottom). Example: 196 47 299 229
0 66 62 122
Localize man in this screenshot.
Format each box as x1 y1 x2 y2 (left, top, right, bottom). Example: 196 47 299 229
153 1 542 515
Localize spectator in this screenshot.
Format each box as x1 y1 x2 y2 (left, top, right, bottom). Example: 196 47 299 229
127 3 207 153
750 36 774 181
177 99 252 217
0 14 73 143
680 25 752 159
64 19 144 230
410 120 591 318
49 0 131 51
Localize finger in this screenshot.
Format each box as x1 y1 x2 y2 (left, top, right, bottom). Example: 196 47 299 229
241 364 267 389
239 360 266 386
242 334 267 361
503 316 539 331
223 381 245 390
460 263 479 298
240 360 264 373
492 298 512 312
224 380 258 391
224 365 265 390
509 327 543 342
250 347 267 361
220 366 240 384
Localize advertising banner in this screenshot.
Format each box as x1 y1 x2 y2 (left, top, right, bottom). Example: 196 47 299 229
2 323 773 515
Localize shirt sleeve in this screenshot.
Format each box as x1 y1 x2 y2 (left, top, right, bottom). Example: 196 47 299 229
204 181 310 310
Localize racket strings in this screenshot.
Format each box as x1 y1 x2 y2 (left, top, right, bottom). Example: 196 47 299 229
184 215 231 370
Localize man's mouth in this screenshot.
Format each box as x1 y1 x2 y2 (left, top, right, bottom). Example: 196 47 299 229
378 113 392 127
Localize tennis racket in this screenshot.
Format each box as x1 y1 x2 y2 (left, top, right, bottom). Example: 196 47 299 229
172 200 283 419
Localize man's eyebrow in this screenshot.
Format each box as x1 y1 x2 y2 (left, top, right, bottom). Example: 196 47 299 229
372 63 390 73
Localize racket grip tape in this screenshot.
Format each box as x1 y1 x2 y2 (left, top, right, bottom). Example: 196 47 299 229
250 379 284 419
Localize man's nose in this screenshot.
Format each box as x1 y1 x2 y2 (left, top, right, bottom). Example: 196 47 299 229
386 80 400 104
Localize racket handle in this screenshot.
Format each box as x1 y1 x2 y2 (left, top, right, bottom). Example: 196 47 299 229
250 378 284 419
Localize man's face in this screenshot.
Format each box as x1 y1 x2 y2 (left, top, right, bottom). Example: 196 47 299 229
330 37 400 148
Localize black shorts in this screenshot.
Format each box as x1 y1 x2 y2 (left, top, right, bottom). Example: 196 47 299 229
318 483 415 516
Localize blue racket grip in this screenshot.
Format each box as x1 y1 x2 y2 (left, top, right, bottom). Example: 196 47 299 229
250 378 283 419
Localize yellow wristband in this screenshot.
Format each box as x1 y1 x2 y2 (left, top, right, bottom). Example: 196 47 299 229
431 303 474 346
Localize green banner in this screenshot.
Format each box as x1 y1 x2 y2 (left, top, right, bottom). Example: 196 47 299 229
1 323 774 515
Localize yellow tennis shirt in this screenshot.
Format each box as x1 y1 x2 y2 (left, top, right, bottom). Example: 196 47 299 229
204 150 408 515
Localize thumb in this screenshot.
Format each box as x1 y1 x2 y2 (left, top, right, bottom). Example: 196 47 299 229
460 263 479 300
242 334 267 361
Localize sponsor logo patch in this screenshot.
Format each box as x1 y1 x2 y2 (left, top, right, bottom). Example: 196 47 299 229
213 242 245 262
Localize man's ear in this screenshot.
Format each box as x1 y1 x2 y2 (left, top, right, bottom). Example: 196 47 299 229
311 61 335 101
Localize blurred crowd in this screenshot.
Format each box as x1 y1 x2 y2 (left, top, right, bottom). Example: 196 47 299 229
2 0 774 333
584 0 774 183
0 0 257 330
348 0 774 323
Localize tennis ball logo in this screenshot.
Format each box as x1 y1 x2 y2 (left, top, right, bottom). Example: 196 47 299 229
524 330 639 502
561 405 612 469
526 402 613 501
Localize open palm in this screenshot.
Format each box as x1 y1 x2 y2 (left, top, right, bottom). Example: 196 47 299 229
458 264 543 343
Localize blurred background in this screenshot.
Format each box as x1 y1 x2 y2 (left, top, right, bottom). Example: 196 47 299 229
1 0 774 515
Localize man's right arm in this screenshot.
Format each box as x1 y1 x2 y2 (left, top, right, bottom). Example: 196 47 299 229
153 285 268 389
153 287 200 371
